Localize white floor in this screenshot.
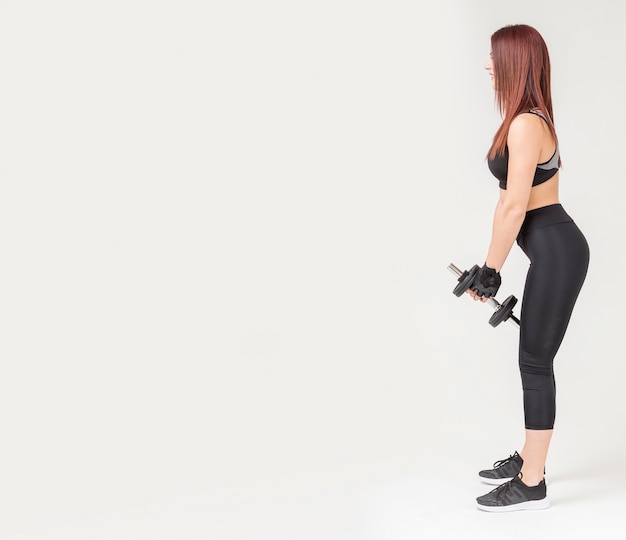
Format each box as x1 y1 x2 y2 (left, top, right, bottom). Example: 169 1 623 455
3 448 624 540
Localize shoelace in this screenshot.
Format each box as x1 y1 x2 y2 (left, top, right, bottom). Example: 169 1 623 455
488 473 523 497
492 453 518 469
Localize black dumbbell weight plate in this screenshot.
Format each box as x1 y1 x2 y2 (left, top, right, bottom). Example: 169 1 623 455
488 295 518 327
453 265 480 297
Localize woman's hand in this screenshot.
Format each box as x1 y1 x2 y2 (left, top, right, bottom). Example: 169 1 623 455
466 289 488 302
471 264 502 298
464 264 501 301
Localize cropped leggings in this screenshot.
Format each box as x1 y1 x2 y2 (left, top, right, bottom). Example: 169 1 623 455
516 204 589 430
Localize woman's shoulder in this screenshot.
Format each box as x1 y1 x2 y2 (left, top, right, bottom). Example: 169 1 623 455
508 111 545 139
506 111 547 156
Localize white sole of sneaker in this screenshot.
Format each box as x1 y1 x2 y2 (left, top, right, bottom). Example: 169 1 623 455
478 475 513 485
476 497 551 512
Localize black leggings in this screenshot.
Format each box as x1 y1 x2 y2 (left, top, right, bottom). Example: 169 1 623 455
516 204 589 430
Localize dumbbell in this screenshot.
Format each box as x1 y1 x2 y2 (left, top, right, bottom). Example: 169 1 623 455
447 263 520 328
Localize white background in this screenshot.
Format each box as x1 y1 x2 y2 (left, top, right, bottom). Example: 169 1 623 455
1 1 624 538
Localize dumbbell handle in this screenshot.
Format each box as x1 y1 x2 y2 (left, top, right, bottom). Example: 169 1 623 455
447 263 520 328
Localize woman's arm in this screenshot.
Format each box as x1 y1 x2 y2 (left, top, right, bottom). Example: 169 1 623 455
485 114 543 272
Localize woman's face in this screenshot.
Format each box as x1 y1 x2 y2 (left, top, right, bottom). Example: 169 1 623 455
485 48 495 89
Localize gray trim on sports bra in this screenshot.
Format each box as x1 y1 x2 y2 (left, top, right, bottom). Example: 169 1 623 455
526 110 559 170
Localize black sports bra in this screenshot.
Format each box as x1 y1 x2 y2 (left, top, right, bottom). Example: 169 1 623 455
487 110 560 190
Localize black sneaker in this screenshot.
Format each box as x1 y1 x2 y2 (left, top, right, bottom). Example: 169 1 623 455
478 451 523 485
476 474 550 512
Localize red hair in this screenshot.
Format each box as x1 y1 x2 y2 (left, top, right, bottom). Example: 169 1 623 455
488 25 558 161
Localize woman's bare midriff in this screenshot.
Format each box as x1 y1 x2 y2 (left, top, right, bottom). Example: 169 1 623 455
526 173 560 211
500 172 560 212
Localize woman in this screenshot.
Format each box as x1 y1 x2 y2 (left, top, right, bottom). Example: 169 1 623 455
468 24 589 512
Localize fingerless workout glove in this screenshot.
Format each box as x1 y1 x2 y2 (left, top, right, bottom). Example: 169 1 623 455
471 264 501 298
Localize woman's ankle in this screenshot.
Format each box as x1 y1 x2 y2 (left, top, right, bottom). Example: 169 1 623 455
519 469 544 487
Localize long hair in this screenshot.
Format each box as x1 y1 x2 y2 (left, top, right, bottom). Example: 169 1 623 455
488 25 558 160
